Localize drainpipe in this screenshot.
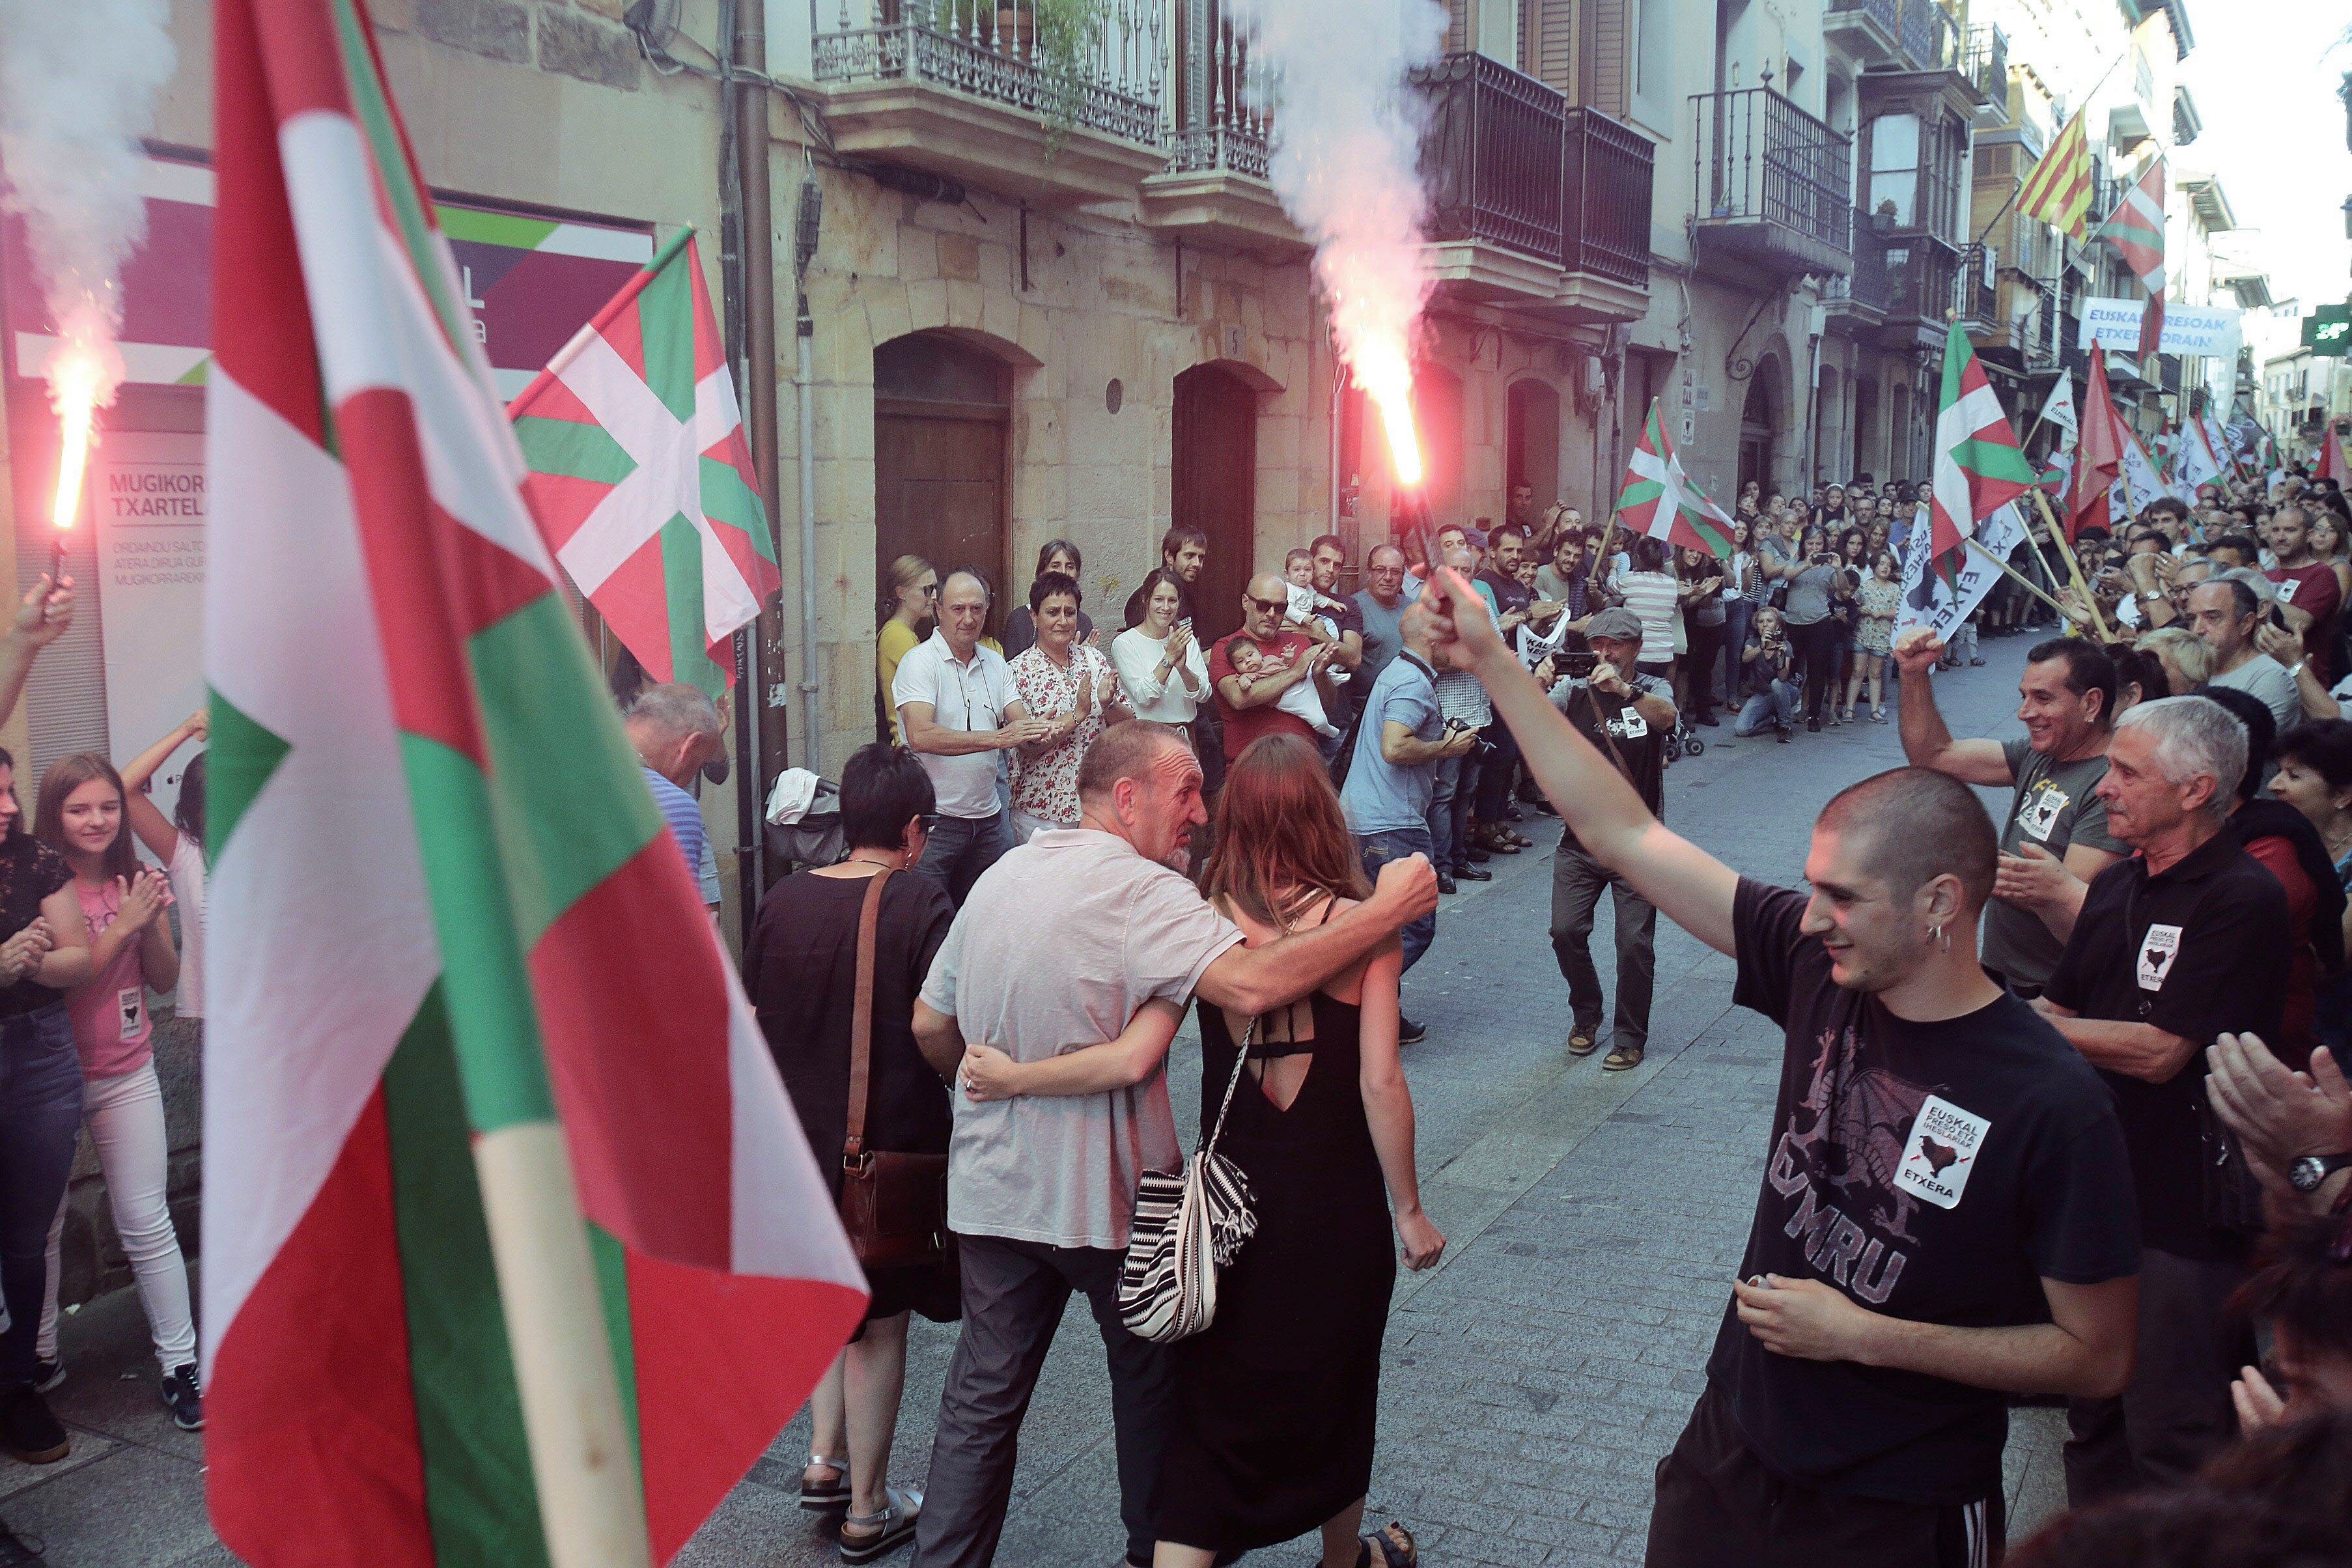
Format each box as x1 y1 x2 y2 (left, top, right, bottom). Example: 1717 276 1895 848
731 0 781 895
792 173 824 787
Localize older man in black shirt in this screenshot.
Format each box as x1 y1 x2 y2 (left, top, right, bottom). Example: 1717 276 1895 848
1416 569 2142 1567
2038 694 2289 1504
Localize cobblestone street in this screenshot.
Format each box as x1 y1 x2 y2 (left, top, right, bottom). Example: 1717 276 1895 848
8 635 2073 1566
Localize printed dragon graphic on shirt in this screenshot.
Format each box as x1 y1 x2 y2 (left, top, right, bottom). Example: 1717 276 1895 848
1763 1024 1933 1306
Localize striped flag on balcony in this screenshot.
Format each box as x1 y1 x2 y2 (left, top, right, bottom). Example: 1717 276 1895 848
2017 106 2094 243
2099 159 2166 359
1612 399 1735 559
1927 322 2036 587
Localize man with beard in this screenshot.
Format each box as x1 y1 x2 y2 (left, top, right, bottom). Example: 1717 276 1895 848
1896 636 2125 997
1415 570 2142 1567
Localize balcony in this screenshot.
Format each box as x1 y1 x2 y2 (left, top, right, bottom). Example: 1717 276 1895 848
1823 206 1893 329
1691 87 1853 277
1138 5 1302 251
811 0 1169 206
1880 235 1958 351
1826 0 1904 68
1412 51 1655 321
1965 25 2008 113
1897 0 1953 75
1953 242 1996 331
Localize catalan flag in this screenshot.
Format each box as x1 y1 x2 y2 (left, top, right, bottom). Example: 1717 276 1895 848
2017 106 2095 244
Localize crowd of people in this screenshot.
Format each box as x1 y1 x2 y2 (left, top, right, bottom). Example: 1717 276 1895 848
10 453 2352 1567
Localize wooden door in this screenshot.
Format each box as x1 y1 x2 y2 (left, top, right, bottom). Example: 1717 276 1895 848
1172 364 1258 646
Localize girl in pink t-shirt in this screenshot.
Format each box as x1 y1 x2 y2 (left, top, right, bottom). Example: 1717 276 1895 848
31 753 199 1430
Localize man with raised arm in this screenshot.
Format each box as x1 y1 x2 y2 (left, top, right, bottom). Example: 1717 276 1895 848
1415 570 2142 1566
1896 634 2125 997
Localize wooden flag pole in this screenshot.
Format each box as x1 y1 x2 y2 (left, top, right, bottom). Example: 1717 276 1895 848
1967 537 2074 621
474 1125 655 1568
2028 486 2115 643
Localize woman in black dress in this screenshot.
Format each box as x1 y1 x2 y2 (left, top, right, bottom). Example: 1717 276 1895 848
744 744 957 1563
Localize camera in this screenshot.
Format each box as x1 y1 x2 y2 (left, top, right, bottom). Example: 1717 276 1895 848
1556 649 1600 679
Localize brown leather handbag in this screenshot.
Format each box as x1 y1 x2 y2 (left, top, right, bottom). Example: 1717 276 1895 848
836 867 953 1272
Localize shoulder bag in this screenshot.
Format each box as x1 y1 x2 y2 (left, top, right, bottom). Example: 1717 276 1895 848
837 867 955 1272
1117 1016 1260 1344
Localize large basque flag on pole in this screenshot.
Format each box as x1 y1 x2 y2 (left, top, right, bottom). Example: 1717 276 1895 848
1926 322 2036 584
508 231 780 696
1613 399 1736 558
201 3 865 1565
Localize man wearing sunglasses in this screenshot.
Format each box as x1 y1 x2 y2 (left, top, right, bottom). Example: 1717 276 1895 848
1207 572 1337 766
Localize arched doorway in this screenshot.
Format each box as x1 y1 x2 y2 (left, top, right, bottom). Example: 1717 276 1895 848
1888 382 1914 483
1173 363 1260 646
874 329 1012 617
1739 371 1775 495
1853 376 1879 481
1507 378 1563 518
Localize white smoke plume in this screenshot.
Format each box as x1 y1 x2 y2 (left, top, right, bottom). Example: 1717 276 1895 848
1223 0 1448 477
0 0 178 416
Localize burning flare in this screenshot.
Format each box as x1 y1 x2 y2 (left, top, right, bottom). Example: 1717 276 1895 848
1353 337 1423 490
48 341 106 535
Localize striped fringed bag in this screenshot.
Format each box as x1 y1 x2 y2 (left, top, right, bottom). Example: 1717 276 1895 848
1117 1017 1259 1344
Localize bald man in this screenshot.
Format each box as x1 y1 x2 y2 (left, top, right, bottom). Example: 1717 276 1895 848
1207 570 1338 766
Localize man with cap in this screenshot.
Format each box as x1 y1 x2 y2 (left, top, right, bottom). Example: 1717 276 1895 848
1548 607 1677 1071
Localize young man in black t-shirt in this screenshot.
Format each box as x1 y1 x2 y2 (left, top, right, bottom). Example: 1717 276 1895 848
1418 568 2142 1567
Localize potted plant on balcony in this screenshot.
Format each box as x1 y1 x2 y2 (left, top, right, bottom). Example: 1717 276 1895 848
943 0 1110 143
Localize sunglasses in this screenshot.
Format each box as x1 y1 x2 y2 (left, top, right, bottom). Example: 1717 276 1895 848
1246 595 1289 613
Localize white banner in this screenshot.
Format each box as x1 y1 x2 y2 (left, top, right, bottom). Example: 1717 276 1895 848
2119 427 2167 514
1896 503 2028 643
92 430 206 841
2039 374 2079 442
2075 298 2242 359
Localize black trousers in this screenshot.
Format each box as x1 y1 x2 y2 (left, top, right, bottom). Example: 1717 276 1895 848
1787 618 1842 722
2063 1246 2250 1505
1647 1381 2006 1568
1685 619 1729 718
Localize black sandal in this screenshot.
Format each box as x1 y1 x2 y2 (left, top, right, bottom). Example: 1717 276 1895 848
1353 1522 1416 1567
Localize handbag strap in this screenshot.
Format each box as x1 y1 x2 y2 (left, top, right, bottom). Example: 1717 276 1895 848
1199 1015 1257 1157
844 865 894 1167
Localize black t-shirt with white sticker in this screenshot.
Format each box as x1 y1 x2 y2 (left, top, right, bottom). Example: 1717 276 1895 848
1549 671 1670 852
2044 832 2288 1257
1709 880 2142 1504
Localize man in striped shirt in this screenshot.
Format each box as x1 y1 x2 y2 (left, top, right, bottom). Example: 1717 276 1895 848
625 682 724 925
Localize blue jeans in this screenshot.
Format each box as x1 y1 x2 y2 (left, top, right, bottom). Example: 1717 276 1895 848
916 809 1015 906
1356 828 1436 973
2 1004 82 1384
1734 680 1800 736
1427 752 1479 871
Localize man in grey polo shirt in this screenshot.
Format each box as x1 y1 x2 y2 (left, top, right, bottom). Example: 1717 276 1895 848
895 568 1052 904
1341 609 1472 1031
908 720 1438 1568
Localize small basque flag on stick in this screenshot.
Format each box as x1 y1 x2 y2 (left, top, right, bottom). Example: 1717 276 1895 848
1927 322 2036 587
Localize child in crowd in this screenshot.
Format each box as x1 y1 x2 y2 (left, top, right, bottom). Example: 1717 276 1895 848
32 752 199 1431
1225 639 1342 739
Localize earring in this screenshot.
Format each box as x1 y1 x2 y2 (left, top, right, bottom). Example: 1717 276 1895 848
1929 923 1950 953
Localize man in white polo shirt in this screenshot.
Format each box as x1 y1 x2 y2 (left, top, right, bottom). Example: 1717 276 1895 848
895 568 1052 903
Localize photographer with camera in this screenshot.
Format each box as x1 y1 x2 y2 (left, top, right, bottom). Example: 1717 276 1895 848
1733 605 1800 741
1547 608 1677 1071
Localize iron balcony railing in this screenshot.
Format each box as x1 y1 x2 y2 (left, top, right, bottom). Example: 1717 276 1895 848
1692 87 1853 255
1897 0 1953 72
1828 0 1901 39
1825 205 1894 311
1413 52 1656 288
1416 50 1567 263
1954 242 1996 328
812 0 1166 147
1168 0 1268 178
1563 107 1654 287
1967 24 2007 104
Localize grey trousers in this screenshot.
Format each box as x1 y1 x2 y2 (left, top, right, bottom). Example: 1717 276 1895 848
1552 839 1657 1052
912 1234 1175 1568
2064 1246 2250 1505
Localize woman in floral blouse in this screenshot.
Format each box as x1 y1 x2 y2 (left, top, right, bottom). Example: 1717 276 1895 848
1006 572 1133 840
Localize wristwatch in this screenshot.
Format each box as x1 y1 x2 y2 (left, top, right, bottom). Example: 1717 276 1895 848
2288 1152 2352 1193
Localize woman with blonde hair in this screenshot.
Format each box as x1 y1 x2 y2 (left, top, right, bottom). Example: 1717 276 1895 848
876 553 939 744
2136 625 2214 697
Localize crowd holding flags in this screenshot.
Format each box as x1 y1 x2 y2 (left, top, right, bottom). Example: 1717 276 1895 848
201 3 863 1566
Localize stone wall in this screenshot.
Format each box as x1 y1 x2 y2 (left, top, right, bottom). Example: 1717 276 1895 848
770 161 1334 773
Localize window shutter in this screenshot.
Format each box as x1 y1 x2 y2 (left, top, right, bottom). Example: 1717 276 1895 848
1443 0 1470 52
1524 0 1577 96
